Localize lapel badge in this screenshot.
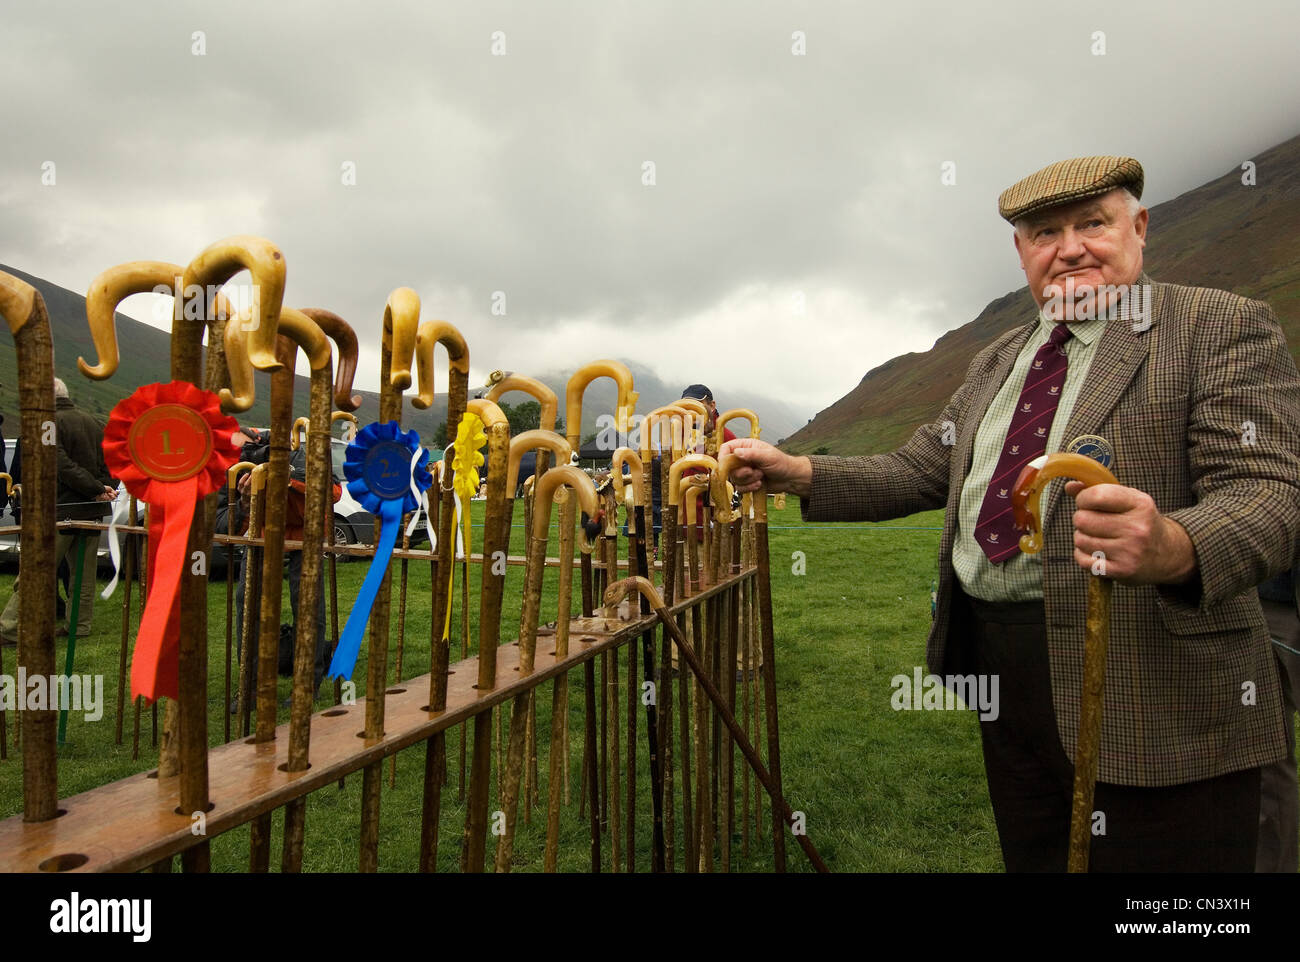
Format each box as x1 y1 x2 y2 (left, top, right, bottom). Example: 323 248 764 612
1066 434 1115 471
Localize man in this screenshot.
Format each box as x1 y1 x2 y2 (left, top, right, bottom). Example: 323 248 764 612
0 378 115 643
724 156 1300 872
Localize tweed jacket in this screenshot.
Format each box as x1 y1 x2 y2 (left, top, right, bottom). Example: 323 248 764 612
802 278 1300 786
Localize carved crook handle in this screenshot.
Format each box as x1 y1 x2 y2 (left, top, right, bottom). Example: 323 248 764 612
412 319 470 411
1011 452 1118 554
182 236 286 373
564 359 637 453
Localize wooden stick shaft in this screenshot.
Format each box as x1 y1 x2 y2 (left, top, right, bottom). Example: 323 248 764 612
455 430 509 873
117 499 138 745
651 601 827 873
256 364 294 745
1068 575 1112 873
753 516 787 872
176 306 214 874
14 303 58 821
355 351 407 873
494 495 550 871
281 365 333 872
544 493 576 870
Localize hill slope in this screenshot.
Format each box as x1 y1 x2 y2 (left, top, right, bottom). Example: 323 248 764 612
0 267 806 444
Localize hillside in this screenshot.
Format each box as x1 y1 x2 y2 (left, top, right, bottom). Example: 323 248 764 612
0 265 415 434
782 132 1300 455
0 268 804 445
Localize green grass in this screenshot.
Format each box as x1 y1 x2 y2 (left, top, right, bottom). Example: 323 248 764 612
0 501 1001 872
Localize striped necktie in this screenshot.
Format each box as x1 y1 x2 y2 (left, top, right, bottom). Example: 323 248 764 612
974 322 1073 563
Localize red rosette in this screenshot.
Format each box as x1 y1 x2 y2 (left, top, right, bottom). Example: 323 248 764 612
103 381 240 702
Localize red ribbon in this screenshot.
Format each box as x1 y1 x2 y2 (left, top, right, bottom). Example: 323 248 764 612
103 381 239 702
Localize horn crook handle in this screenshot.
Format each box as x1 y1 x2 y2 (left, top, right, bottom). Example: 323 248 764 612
300 308 363 412
564 359 637 453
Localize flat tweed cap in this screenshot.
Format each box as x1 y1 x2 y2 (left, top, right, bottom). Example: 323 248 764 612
998 155 1144 223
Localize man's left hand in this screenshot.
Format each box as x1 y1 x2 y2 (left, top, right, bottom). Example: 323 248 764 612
1064 480 1197 586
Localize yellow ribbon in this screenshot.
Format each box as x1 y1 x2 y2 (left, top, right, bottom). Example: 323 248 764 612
443 412 486 642
452 412 486 502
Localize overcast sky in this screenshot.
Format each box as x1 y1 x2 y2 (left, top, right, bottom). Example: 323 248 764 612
2 0 1298 426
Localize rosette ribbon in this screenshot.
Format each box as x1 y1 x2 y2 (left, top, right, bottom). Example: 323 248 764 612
327 420 432 680
102 381 240 702
437 412 486 642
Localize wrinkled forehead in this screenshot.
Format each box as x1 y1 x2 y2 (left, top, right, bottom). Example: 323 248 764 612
1018 189 1125 230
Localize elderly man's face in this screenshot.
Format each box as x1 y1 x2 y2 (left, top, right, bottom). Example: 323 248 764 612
1013 188 1148 318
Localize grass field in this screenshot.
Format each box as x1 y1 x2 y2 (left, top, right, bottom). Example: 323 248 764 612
0 501 1002 872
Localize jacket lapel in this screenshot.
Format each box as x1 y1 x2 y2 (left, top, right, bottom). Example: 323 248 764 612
1039 278 1157 531
954 318 1038 482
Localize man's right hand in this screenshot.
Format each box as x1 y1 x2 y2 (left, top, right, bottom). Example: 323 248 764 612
719 438 813 498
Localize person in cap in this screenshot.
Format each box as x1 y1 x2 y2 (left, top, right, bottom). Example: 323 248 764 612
0 377 116 644
722 155 1300 871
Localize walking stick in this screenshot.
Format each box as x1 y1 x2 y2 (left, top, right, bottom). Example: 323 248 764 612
185 242 285 876
750 481 786 870
81 263 186 788
228 307 338 871
593 477 624 868
670 455 719 868
223 462 256 743
1011 451 1118 873
578 506 602 868
603 577 829 873
548 486 579 868
454 397 509 871
303 310 363 717
487 374 562 822
328 410 360 712
56 533 90 746
642 406 689 868
683 476 712 869
402 318 470 871
496 465 598 871
237 465 267 738
613 447 666 871
564 360 637 859
231 321 298 872
0 470 13 760
344 287 423 873
503 429 575 869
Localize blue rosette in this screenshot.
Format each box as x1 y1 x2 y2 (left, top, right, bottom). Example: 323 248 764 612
327 420 433 680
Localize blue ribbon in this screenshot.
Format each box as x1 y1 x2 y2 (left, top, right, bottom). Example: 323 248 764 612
327 421 432 680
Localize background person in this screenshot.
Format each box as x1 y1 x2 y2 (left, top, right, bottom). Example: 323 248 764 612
0 378 115 643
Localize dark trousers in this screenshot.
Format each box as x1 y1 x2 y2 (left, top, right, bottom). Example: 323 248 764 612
960 586 1261 872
